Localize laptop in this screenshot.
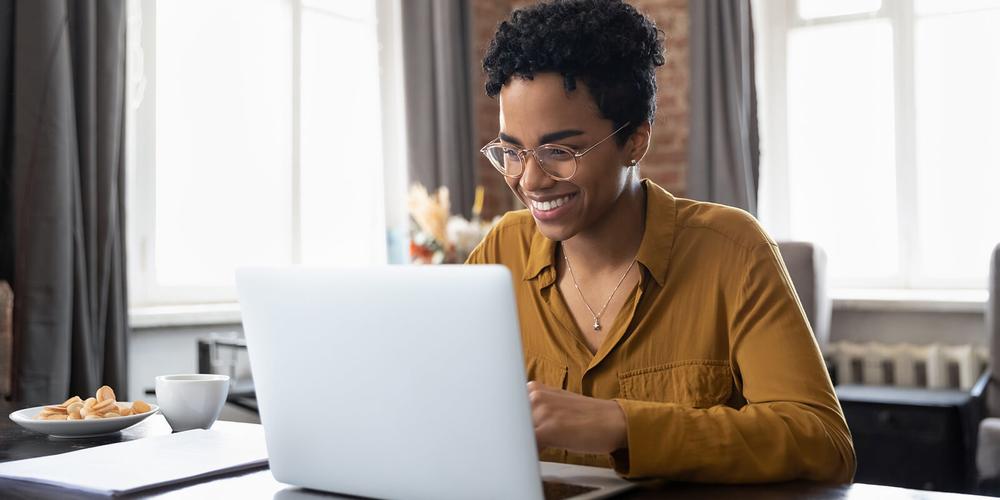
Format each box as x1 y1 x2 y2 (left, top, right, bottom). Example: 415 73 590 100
236 265 638 500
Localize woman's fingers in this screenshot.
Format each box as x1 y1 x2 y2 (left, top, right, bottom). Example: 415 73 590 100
525 382 628 454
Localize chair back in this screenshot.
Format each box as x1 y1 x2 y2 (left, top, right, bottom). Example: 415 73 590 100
776 241 832 350
987 244 1000 417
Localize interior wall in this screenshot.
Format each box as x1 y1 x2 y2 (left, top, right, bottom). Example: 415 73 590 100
127 324 242 402
830 309 986 348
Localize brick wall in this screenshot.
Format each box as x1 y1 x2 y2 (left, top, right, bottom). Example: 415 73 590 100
469 0 690 219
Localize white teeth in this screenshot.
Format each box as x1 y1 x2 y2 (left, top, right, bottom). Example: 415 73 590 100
531 194 573 212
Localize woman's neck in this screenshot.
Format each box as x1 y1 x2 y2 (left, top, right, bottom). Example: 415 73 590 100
561 178 646 274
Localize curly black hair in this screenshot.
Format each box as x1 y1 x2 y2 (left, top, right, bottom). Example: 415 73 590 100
482 0 665 145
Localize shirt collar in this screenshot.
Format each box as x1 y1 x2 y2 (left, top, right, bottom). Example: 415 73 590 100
523 229 556 282
635 179 676 287
522 179 676 287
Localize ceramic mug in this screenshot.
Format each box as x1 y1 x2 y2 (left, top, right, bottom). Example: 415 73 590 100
155 374 230 432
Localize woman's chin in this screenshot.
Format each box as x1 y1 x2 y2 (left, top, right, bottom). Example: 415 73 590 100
535 220 578 242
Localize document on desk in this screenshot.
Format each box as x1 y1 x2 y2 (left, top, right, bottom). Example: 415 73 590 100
0 421 268 495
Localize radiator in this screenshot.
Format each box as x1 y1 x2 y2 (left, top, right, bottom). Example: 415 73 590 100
825 341 989 391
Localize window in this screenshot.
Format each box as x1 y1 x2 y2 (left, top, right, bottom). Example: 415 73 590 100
126 0 407 307
755 0 1000 290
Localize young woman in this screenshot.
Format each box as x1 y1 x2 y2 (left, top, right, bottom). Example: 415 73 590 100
467 0 855 483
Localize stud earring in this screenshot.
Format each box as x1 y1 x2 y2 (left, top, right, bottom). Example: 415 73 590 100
629 159 638 166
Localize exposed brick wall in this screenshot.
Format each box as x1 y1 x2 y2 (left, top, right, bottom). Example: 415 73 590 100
469 0 515 219
469 0 690 219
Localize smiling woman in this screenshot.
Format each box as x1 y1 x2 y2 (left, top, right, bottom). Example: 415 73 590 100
467 0 856 484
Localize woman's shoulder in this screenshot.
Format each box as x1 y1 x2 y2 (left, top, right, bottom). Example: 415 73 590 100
466 209 538 265
672 197 774 251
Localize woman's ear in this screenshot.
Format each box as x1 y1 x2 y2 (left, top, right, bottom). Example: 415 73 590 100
627 121 652 164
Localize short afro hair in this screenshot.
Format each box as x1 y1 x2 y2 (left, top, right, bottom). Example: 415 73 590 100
482 0 665 145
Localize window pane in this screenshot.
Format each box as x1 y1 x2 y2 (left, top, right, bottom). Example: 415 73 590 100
299 9 387 266
786 21 898 284
913 9 1000 286
797 0 881 20
155 0 293 287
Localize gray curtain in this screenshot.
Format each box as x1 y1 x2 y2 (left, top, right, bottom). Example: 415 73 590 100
1 1 13 286
401 0 476 218
0 0 129 403
689 0 760 216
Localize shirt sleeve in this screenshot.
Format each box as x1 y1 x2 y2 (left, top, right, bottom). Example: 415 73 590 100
611 242 856 483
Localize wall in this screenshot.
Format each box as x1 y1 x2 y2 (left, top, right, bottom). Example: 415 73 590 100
831 309 986 348
127 324 242 402
470 0 690 219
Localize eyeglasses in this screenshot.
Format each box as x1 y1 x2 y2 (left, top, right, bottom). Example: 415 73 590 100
479 122 630 181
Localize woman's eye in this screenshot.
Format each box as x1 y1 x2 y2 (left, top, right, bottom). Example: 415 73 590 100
547 149 571 159
503 149 521 159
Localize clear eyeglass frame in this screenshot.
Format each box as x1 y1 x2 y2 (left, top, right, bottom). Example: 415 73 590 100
479 122 631 181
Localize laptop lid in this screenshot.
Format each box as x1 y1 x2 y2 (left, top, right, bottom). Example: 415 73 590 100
237 265 544 500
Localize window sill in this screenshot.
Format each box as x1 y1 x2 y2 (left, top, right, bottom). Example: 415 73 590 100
128 289 988 329
129 303 242 330
832 288 987 314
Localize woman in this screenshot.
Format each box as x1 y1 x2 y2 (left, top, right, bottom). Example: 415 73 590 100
467 0 855 484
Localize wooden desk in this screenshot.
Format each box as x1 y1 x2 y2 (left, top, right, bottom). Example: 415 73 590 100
0 400 989 499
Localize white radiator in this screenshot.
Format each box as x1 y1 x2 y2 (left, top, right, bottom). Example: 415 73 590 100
825 341 989 391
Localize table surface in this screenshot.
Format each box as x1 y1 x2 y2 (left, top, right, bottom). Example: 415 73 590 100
0 400 989 500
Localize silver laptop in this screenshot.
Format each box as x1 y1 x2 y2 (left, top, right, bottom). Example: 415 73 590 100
237 265 637 500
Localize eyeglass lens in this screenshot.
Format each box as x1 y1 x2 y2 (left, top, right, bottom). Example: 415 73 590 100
483 145 576 179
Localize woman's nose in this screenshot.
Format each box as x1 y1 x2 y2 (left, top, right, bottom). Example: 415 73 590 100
519 152 556 192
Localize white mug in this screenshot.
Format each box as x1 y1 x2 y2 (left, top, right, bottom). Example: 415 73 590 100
155 374 230 432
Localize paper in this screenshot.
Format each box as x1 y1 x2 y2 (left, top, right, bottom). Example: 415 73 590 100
0 421 268 495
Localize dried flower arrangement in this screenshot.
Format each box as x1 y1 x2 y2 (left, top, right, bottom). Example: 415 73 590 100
408 184 498 264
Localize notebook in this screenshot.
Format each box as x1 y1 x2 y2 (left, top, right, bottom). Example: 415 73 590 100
0 420 268 495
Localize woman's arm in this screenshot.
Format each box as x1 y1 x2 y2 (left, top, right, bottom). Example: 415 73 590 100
611 242 855 483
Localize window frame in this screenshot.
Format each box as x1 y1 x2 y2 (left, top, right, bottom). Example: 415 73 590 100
754 0 998 291
125 0 408 308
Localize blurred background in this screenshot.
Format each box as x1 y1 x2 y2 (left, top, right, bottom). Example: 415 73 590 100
2 0 1000 494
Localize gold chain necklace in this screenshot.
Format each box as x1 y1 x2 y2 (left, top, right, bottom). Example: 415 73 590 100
562 250 636 331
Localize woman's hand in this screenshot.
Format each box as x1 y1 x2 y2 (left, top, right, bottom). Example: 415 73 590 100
527 380 628 454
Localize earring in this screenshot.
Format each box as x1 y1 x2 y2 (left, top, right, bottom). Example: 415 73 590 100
629 159 638 166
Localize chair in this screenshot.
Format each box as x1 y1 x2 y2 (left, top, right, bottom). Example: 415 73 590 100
776 241 832 350
976 243 1000 490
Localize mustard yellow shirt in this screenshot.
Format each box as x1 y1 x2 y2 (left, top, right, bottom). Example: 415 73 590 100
466 179 855 483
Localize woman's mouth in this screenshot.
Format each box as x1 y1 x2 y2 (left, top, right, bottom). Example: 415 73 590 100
528 193 578 222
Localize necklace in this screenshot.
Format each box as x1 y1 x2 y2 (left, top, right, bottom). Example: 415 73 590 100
562 249 636 331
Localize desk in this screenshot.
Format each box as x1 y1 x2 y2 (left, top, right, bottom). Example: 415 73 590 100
0 401 989 499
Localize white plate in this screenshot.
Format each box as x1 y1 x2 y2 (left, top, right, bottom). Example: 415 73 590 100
9 402 160 438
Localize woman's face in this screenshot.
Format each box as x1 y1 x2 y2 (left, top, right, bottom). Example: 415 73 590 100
498 73 645 242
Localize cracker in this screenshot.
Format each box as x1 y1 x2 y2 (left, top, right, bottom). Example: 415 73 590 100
96 385 116 402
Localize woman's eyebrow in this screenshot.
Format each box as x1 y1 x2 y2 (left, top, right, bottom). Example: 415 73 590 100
540 129 585 144
499 129 585 146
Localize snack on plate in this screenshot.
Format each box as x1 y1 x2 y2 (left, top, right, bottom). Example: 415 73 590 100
34 386 153 420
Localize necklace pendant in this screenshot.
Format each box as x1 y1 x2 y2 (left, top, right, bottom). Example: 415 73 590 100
593 319 601 331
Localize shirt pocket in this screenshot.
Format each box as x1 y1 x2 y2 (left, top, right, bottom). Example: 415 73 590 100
618 360 732 408
525 355 568 390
